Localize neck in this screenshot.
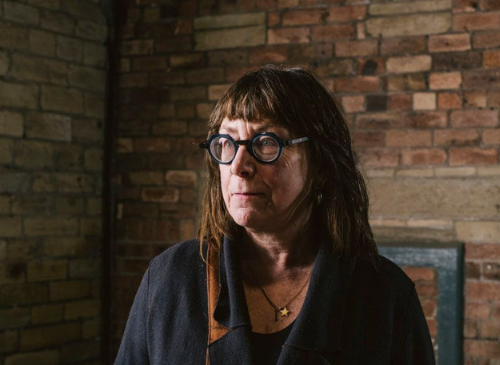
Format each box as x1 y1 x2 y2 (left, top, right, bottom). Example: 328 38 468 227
240 221 318 272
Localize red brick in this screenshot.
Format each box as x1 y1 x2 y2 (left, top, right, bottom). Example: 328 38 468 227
326 5 367 22
121 40 154 55
483 129 500 145
366 95 387 111
429 72 462 90
449 148 498 165
484 50 500 68
428 34 471 53
463 70 500 89
122 203 159 219
387 94 412 110
312 24 355 41
256 0 277 10
464 340 500 358
268 27 310 44
493 304 500 320
156 37 192 53
434 129 479 147
342 96 365 113
300 0 323 5
467 243 500 260
380 37 426 55
479 320 500 339
352 131 384 147
356 112 404 129
141 187 179 203
401 148 447 166
176 104 195 118
426 318 437 337
386 130 431 147
357 148 399 167
249 47 287 64
405 112 447 128
465 301 491 319
186 68 224 85
483 262 500 281
420 299 437 318
481 0 500 10
387 74 426 91
451 110 498 127
134 138 171 153
487 92 500 107
403 267 436 282
387 55 431 74
473 31 500 49
268 11 280 27
454 0 478 12
166 171 197 187
465 91 487 108
179 1 197 17
466 262 481 279
334 76 379 93
453 13 500 32
282 9 326 25
120 73 149 88
415 282 437 297
357 58 385 75
335 40 378 57
438 92 462 109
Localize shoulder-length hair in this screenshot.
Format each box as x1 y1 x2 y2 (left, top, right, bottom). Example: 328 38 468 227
198 65 378 263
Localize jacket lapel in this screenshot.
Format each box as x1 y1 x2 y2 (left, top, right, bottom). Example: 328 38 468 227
207 236 253 365
276 241 356 365
207 237 356 365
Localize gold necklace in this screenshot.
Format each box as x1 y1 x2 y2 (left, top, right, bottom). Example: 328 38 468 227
247 264 312 322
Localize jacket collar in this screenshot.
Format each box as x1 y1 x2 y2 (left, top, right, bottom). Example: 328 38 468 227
209 236 356 364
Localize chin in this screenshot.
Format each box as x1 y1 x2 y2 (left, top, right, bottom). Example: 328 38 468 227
231 212 266 231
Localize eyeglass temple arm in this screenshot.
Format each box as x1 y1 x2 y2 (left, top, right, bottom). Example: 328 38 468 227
283 136 309 146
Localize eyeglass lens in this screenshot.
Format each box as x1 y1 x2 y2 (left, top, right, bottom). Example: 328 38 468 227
210 135 280 163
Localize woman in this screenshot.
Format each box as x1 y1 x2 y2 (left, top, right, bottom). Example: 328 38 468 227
115 65 435 365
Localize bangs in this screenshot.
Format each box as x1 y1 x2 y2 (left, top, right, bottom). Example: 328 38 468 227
223 90 276 123
208 66 299 133
208 83 280 131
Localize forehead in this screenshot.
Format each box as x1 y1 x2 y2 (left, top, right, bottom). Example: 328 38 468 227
219 118 289 135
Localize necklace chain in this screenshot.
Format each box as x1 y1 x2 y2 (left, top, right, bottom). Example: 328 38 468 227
247 264 312 322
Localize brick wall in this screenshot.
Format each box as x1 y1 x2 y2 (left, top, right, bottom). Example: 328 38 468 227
0 0 108 364
113 0 500 363
404 266 438 354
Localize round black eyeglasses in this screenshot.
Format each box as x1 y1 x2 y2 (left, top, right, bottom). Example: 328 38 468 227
199 133 310 164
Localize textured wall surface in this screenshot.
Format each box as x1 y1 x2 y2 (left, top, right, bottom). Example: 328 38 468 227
0 0 108 364
113 0 500 363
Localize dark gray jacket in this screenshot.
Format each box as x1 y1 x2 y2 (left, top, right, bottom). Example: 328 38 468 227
115 237 435 365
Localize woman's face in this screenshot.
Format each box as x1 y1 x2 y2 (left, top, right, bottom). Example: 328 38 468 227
219 118 313 234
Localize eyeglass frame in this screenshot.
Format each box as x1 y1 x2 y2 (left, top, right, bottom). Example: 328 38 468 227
199 132 310 165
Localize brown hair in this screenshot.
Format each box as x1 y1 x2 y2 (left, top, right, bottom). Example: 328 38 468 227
198 65 378 263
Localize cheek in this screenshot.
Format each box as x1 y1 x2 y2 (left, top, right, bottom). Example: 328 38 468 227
219 167 231 201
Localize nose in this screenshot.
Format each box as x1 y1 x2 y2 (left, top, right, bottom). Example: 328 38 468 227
230 144 255 177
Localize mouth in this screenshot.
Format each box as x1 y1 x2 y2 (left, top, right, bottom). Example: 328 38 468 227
233 192 262 196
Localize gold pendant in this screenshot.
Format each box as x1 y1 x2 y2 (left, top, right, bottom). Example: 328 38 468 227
278 307 290 317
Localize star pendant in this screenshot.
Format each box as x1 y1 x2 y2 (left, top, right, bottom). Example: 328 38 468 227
278 307 290 317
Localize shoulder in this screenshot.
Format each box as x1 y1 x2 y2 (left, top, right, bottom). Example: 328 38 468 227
349 254 415 300
148 239 205 279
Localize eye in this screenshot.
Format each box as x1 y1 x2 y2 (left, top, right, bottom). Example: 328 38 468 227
255 136 278 148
